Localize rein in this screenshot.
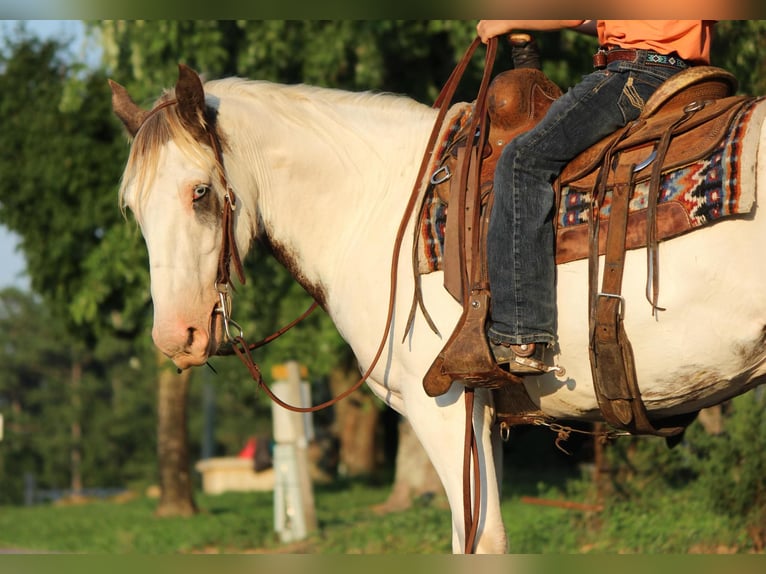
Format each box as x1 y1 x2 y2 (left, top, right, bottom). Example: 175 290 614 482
150 38 497 553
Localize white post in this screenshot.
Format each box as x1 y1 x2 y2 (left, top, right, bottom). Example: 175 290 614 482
271 361 317 543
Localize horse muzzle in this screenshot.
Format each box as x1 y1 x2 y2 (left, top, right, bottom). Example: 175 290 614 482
151 305 223 370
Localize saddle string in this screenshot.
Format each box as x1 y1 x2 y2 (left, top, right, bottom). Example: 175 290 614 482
462 387 480 554
645 106 697 317
588 123 634 334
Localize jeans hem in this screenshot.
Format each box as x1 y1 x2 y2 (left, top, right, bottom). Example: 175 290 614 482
487 326 555 347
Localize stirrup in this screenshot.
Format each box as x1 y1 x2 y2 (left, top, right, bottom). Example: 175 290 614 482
489 341 565 376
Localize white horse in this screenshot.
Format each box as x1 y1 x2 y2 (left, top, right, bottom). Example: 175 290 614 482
110 64 766 554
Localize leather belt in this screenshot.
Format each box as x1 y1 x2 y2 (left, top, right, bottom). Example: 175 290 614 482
593 48 689 70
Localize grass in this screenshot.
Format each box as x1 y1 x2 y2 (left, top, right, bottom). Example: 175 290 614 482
0 472 751 554
0 468 758 554
0 480 452 554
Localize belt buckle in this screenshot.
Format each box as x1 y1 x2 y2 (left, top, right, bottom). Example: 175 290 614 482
593 49 607 70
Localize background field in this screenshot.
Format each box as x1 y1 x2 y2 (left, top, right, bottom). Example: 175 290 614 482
0 415 762 555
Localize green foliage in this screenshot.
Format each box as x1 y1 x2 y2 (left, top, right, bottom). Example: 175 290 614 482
95 20 484 101
502 496 582 553
592 391 766 551
0 33 160 502
0 471 758 553
684 392 766 523
0 288 68 503
0 288 158 503
0 483 437 553
0 34 137 339
712 21 766 96
0 492 277 553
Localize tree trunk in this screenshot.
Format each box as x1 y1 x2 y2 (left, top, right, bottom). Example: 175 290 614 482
70 358 83 495
697 405 724 435
155 354 198 517
329 357 382 477
376 417 445 513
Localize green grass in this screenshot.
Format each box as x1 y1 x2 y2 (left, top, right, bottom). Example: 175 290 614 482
0 474 759 554
0 492 275 554
0 481 454 554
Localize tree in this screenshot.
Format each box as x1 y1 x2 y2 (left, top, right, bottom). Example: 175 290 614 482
0 31 160 504
0 34 108 497
0 285 158 504
155 364 197 516
711 21 766 96
0 288 69 502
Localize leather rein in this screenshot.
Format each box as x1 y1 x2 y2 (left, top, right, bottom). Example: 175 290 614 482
151 38 496 553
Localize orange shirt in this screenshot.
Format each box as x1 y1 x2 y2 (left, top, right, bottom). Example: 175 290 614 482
597 20 713 65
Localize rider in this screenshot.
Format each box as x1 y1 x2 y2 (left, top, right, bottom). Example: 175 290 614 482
477 20 714 374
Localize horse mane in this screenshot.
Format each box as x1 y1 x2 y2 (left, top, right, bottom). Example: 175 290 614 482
119 77 432 220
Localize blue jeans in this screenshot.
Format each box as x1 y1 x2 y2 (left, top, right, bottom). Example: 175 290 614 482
487 51 685 346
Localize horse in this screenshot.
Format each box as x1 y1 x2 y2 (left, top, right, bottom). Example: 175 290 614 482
109 60 766 554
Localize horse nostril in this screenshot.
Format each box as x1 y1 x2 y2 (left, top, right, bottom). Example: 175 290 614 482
186 327 196 348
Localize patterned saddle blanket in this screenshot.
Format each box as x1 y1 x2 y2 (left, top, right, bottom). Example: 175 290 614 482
416 90 765 274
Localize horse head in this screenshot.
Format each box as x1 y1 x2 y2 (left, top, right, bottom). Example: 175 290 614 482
110 65 242 369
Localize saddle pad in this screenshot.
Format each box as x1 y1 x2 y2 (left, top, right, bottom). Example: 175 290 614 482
416 96 765 274
417 102 471 274
555 95 765 264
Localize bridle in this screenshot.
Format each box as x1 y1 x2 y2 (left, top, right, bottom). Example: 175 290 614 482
143 38 495 553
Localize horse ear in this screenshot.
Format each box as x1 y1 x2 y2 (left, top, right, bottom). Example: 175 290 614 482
175 64 208 139
109 79 148 137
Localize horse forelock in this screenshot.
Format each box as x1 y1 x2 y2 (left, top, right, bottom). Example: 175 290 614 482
119 91 218 221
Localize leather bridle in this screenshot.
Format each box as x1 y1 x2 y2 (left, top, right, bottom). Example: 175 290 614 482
144 37 496 553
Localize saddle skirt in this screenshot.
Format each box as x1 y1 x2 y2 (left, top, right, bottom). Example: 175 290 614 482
416 67 765 276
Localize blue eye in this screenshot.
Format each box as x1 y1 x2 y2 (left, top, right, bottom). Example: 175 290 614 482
193 184 211 202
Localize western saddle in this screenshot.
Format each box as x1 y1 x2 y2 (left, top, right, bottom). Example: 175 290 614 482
416 45 751 438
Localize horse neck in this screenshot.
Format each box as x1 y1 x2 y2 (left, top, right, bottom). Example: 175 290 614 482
215 83 438 303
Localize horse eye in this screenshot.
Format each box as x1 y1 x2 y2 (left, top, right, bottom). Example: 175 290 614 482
192 184 210 202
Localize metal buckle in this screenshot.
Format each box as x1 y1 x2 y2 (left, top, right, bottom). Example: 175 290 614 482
683 100 706 114
224 186 236 211
596 292 626 320
430 165 451 185
215 282 244 341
